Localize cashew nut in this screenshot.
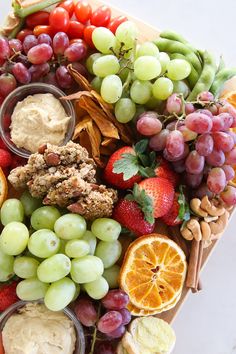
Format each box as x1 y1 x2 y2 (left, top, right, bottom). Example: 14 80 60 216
209 210 229 234
200 221 211 241
181 227 194 240
200 196 225 217
204 215 218 223
190 198 208 217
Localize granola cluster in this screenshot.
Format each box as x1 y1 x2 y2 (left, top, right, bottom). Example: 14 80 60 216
8 141 118 220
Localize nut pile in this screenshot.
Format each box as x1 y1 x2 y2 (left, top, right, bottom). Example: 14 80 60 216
181 196 230 248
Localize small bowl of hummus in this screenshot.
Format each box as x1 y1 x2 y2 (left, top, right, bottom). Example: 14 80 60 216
0 83 75 159
0 301 85 354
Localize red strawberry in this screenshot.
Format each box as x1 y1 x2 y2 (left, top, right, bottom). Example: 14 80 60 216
138 177 174 218
155 157 180 188
0 137 8 151
113 198 155 237
0 332 4 354
0 149 12 168
0 281 19 312
161 193 182 226
103 146 142 189
10 155 26 169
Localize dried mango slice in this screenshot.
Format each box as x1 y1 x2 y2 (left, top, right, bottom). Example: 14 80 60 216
0 168 8 207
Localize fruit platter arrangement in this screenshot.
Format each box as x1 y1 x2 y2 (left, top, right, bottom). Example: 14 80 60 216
0 0 236 353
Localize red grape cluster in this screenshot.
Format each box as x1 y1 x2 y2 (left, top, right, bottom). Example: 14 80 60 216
0 33 88 99
136 91 236 206
74 290 131 354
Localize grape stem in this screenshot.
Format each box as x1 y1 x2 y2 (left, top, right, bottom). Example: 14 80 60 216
89 303 102 354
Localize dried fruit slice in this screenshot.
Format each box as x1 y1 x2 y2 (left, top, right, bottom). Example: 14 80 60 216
0 167 8 207
119 234 187 311
127 292 181 316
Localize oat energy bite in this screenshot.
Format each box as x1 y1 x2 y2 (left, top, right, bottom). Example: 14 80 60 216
8 141 118 220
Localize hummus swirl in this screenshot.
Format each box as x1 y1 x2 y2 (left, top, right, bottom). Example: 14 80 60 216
10 93 71 153
2 303 76 354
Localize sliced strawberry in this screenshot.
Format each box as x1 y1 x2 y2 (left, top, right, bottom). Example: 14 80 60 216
138 177 175 218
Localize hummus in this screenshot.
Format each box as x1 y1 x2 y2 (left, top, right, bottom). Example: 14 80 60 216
2 303 76 354
10 93 71 153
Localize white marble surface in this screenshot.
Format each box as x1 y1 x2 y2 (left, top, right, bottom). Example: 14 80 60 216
1 1 236 353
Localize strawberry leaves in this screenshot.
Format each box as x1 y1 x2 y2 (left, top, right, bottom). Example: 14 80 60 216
178 186 190 222
126 184 155 225
113 139 156 181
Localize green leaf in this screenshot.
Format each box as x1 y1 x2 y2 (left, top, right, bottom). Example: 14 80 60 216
138 153 150 167
149 151 157 168
113 153 139 181
178 185 191 222
132 184 155 224
139 166 156 178
134 139 149 154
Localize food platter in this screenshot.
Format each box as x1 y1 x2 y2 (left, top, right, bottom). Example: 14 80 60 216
0 0 236 353
71 0 235 325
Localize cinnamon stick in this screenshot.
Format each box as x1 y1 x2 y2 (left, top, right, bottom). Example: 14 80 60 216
194 241 203 292
186 239 200 288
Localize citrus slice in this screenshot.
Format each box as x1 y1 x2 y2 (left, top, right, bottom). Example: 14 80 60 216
119 234 187 311
127 292 181 316
0 167 8 208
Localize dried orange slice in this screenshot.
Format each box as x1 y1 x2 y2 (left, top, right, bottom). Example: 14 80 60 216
127 292 181 316
221 91 236 109
119 234 187 312
0 167 8 207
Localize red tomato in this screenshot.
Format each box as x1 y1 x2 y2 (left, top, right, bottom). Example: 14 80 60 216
49 7 70 33
33 25 55 37
83 25 96 48
67 21 85 39
108 16 128 34
74 1 92 24
26 11 49 29
90 5 111 27
58 0 74 18
16 29 33 42
69 38 87 47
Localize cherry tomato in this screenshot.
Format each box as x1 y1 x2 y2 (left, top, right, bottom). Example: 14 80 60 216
90 5 111 27
74 1 92 24
49 7 70 33
108 16 128 34
67 21 85 39
58 0 74 18
33 25 55 37
83 25 96 48
26 11 50 29
16 29 33 42
69 38 87 48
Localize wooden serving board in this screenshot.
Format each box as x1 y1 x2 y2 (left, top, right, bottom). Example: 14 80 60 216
89 0 236 324
7 0 235 326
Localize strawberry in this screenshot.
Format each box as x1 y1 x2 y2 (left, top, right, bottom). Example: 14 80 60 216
0 332 4 354
103 140 156 190
0 149 12 168
10 155 26 169
0 137 8 151
138 177 174 218
155 157 180 188
104 146 142 189
113 198 155 237
0 281 19 312
161 189 190 226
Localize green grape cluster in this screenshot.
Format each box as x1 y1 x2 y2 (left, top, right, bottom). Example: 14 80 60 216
0 193 122 311
86 21 191 124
